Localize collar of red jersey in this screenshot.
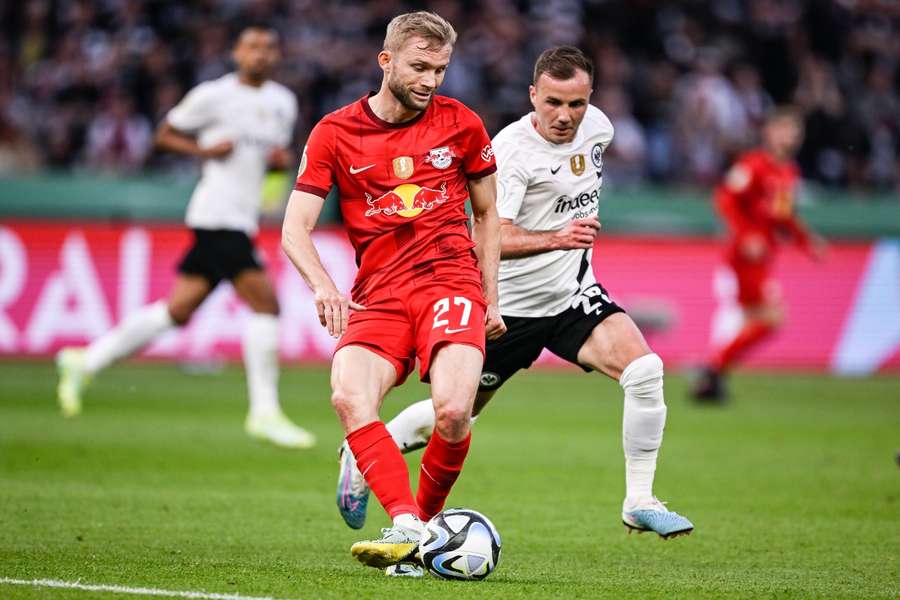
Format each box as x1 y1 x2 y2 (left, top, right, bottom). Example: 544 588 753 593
361 91 430 130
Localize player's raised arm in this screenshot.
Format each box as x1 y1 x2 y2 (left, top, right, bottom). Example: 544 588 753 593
282 190 365 338
468 173 506 340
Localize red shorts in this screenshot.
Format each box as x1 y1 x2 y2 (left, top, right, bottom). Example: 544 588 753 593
731 260 779 306
335 281 487 385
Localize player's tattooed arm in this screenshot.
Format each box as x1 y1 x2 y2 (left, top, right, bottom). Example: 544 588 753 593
468 173 506 340
282 190 365 338
499 217 601 259
154 121 234 160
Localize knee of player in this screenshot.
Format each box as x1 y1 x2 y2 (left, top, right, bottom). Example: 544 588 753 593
619 353 664 395
433 402 472 433
330 387 366 416
167 306 192 327
767 305 786 328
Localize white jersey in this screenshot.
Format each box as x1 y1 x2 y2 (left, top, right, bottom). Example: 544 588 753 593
166 73 297 234
493 104 614 317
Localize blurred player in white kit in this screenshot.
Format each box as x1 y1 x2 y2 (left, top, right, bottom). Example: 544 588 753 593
56 25 315 449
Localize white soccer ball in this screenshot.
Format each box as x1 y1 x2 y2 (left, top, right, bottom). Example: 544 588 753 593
418 508 501 580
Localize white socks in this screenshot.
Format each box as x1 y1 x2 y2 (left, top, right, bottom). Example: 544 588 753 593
83 300 174 374
386 399 437 452
620 353 667 504
243 312 281 418
393 512 424 534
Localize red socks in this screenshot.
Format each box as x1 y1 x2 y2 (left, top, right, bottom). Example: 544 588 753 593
416 432 471 522
346 421 418 519
347 422 472 522
713 319 774 370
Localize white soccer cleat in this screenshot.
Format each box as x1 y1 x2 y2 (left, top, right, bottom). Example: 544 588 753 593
56 347 89 418
385 563 424 577
245 412 316 449
622 497 694 540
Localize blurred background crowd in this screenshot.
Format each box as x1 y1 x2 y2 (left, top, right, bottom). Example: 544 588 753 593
0 0 897 192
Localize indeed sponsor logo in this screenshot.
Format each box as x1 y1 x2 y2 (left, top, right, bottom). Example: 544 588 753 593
554 189 600 214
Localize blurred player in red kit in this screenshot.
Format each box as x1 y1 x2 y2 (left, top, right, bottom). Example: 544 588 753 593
281 11 505 569
692 107 826 402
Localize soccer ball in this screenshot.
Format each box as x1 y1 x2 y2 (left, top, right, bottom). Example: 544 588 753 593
418 508 501 580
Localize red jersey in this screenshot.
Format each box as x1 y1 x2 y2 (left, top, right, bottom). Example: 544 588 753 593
295 94 497 302
715 148 810 264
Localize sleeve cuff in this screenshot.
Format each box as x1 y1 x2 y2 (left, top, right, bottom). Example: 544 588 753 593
466 164 498 180
293 182 330 198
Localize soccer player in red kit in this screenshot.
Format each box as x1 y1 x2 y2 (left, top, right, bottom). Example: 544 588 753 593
281 11 506 569
692 108 825 402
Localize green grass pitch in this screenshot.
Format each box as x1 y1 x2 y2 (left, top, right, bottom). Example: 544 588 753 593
1 360 898 599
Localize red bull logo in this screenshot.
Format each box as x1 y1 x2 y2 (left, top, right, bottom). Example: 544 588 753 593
364 182 448 218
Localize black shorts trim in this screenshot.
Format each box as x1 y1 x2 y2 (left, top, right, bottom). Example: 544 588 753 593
177 229 264 286
478 283 625 391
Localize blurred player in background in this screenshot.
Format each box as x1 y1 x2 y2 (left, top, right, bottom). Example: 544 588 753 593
56 25 316 449
336 47 694 568
692 107 826 403
282 11 505 571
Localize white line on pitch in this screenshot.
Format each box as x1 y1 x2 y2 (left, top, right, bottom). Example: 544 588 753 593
0 577 291 600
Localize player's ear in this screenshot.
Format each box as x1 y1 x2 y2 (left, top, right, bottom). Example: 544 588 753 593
528 85 537 108
377 50 392 72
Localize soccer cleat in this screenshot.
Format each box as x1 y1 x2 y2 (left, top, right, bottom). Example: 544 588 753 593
622 497 694 540
690 367 727 404
244 412 316 449
56 347 90 418
385 563 425 578
336 441 371 529
350 525 422 569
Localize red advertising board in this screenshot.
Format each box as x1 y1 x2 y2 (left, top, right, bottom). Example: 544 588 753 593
1 221 897 374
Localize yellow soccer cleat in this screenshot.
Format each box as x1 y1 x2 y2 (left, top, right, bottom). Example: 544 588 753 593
56 348 89 418
350 526 422 570
244 411 316 449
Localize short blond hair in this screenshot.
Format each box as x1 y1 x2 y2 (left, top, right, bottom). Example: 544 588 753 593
383 11 457 52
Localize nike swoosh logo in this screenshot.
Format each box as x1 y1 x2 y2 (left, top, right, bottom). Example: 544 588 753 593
444 327 470 334
349 164 375 174
550 165 561 174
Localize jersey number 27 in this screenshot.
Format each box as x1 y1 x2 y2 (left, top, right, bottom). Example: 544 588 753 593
432 297 472 333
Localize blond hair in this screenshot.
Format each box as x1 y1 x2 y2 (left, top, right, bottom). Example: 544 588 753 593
383 11 457 52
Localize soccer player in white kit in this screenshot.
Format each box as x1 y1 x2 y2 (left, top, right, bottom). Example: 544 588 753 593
55 25 315 449
336 47 693 551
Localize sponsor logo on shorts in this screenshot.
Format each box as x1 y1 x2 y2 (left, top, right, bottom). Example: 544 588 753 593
480 372 501 388
443 327 470 334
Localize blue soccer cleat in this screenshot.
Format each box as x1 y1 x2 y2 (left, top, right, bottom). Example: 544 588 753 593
337 441 370 529
622 497 694 540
